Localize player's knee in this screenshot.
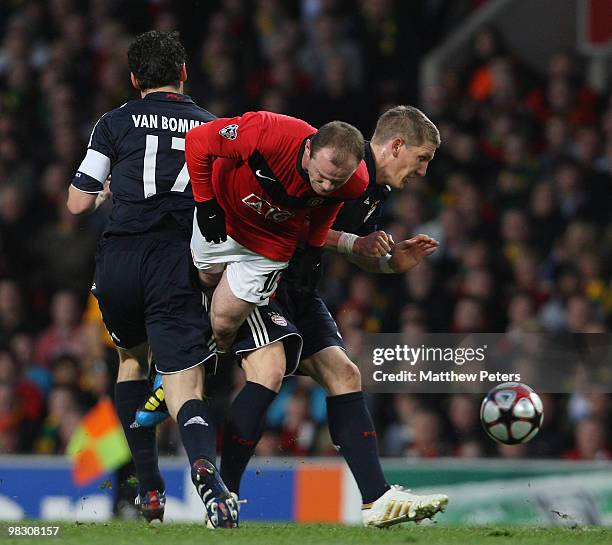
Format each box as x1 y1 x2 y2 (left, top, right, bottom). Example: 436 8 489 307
338 360 362 390
266 363 286 391
244 358 285 392
211 312 239 339
324 359 361 393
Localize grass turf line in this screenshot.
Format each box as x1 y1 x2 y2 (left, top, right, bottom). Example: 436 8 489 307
0 522 611 545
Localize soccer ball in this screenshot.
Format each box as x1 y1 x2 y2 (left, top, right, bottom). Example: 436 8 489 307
480 382 544 444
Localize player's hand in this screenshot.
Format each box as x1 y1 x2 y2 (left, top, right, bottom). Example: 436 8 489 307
196 199 227 243
353 230 393 257
295 244 323 292
388 234 439 273
94 176 112 209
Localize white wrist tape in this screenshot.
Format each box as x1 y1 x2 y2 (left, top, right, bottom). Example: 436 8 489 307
378 254 395 273
337 232 358 254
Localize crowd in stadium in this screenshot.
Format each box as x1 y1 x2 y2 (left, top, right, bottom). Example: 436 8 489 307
0 0 611 461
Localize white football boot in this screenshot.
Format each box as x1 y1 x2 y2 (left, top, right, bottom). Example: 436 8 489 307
362 485 449 528
206 493 246 529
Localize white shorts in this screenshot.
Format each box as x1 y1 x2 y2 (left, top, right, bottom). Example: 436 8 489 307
191 217 288 305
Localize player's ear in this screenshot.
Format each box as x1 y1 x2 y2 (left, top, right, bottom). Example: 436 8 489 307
180 63 187 82
130 72 140 90
304 139 311 161
391 137 405 157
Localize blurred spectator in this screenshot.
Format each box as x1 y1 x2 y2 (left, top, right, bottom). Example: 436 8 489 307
404 410 448 458
34 290 85 368
563 418 612 461
0 279 27 338
383 395 421 456
278 387 317 456
446 394 484 456
34 386 82 454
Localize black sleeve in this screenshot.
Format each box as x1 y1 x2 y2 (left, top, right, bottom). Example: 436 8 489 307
71 113 115 193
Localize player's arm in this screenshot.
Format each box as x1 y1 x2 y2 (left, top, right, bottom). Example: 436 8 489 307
185 113 261 243
346 234 439 273
67 114 114 216
67 178 111 215
324 228 392 257
185 113 261 202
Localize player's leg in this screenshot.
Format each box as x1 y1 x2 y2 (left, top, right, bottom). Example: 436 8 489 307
299 347 390 506
92 239 166 521
114 344 166 522
297 301 448 526
220 301 302 495
220 341 285 494
146 238 237 528
209 270 256 352
161 365 218 469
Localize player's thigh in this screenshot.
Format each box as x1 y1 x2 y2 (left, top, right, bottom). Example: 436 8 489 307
234 300 303 376
143 239 214 374
241 341 287 392
210 271 255 333
92 239 147 349
299 346 362 395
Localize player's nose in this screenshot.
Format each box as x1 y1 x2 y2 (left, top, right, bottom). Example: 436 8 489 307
320 180 335 192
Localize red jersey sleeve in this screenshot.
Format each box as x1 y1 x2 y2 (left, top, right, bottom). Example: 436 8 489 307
185 112 264 202
305 203 343 247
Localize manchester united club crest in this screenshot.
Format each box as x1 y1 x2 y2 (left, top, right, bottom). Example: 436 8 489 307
268 312 288 327
306 197 325 207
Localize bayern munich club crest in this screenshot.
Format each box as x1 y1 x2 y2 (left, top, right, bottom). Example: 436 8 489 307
268 312 288 327
219 123 238 140
306 197 325 207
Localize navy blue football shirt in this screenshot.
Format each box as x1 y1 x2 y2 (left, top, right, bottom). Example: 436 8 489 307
332 142 391 236
71 92 215 236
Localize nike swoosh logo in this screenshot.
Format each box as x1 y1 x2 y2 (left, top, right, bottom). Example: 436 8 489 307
255 170 276 182
208 215 216 219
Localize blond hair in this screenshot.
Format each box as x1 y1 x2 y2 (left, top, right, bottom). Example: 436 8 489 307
372 106 440 148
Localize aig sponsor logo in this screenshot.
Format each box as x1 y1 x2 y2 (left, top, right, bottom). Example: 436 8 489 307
242 193 295 223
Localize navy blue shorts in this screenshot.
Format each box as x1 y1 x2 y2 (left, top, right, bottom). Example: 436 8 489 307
92 233 215 374
231 297 303 376
275 282 345 360
232 284 344 368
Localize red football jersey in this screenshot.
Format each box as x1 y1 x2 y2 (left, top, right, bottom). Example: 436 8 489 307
185 111 368 261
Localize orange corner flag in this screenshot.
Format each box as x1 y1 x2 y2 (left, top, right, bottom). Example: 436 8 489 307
66 398 131 486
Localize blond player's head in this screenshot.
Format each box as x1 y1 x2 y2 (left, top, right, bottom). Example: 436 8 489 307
371 106 440 190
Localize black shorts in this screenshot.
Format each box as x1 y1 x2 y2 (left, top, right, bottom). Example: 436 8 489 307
275 282 345 361
230 298 303 376
92 233 215 374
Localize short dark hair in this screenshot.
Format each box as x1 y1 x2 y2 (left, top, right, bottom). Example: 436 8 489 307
127 30 186 91
372 105 441 148
310 121 364 167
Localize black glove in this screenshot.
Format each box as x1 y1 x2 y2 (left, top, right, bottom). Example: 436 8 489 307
294 244 323 292
196 199 226 243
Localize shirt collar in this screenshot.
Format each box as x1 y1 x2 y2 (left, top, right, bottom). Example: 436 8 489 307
143 91 194 103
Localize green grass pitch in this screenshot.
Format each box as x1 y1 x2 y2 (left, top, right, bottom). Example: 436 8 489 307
1 522 612 545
